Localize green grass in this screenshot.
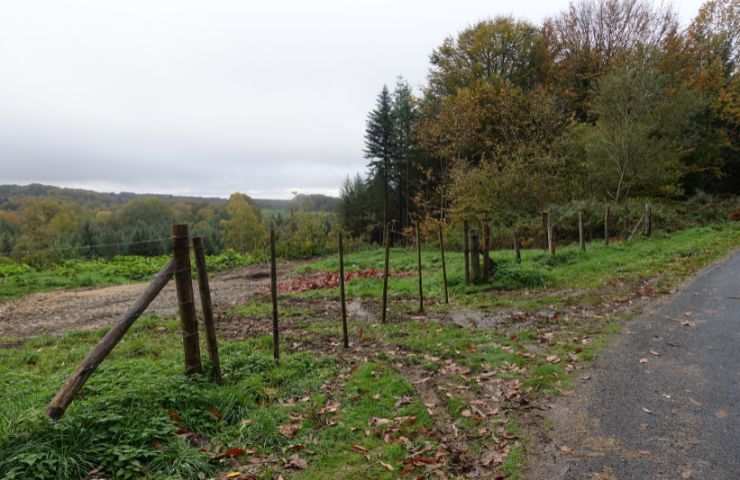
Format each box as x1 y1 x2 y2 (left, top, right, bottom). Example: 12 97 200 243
300 224 740 308
0 317 336 479
1 224 739 479
0 250 259 300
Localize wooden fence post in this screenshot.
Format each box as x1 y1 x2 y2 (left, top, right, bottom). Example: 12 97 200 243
644 204 652 237
470 230 481 283
270 225 280 362
438 223 449 304
381 222 390 323
547 210 555 256
47 260 176 420
172 224 202 375
513 229 521 264
338 232 348 348
192 237 221 383
483 223 492 282
542 211 548 251
463 221 470 286
416 224 424 314
578 210 585 251
604 205 610 245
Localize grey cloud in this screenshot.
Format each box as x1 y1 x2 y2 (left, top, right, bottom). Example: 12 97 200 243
0 0 705 198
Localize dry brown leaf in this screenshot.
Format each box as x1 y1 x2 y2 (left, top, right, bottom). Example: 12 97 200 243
286 454 307 470
379 461 394 471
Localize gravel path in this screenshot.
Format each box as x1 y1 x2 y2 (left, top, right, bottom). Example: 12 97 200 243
529 251 740 479
0 262 298 340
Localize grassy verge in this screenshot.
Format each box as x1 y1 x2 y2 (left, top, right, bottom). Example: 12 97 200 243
1 224 738 479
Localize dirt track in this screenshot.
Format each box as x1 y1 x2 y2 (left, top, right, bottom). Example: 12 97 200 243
0 262 298 340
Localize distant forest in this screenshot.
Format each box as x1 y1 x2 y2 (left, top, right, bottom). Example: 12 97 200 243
341 0 739 240
0 184 340 263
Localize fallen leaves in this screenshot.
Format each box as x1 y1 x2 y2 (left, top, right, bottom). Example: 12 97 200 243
285 454 307 470
273 269 414 294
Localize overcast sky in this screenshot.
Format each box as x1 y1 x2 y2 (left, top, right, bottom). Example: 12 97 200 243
0 0 706 199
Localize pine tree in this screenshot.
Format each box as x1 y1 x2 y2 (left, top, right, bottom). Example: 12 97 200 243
391 78 417 232
364 85 394 237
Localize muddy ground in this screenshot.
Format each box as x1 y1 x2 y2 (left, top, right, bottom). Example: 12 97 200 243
0 262 301 339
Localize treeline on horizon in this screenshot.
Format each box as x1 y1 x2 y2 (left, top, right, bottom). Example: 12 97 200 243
341 0 739 242
0 184 341 264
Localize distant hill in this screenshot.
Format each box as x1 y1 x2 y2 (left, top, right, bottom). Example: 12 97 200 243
0 184 340 213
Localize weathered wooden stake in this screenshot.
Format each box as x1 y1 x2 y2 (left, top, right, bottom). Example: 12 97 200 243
644 203 652 237
483 223 492 282
542 211 548 251
270 225 280 362
192 237 221 383
47 260 176 420
604 205 611 245
513 229 521 264
338 232 349 348
416 224 424 314
627 213 645 242
547 210 555 256
470 229 481 283
438 223 449 304
463 220 470 285
578 210 585 251
381 222 390 323
173 224 202 375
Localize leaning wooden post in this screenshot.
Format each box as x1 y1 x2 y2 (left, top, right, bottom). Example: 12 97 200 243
463 220 470 285
470 230 481 283
338 232 349 348
47 259 176 420
192 237 221 383
578 211 585 251
438 223 449 304
513 229 521 264
270 225 280 362
381 222 390 323
173 224 202 375
644 203 652 237
483 223 492 282
547 210 555 256
604 205 610 245
627 213 645 242
416 223 424 314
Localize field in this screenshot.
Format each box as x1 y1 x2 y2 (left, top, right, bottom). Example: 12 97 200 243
0 224 738 479
0 251 259 301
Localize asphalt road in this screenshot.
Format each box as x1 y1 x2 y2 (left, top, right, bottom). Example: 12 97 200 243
532 251 740 479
